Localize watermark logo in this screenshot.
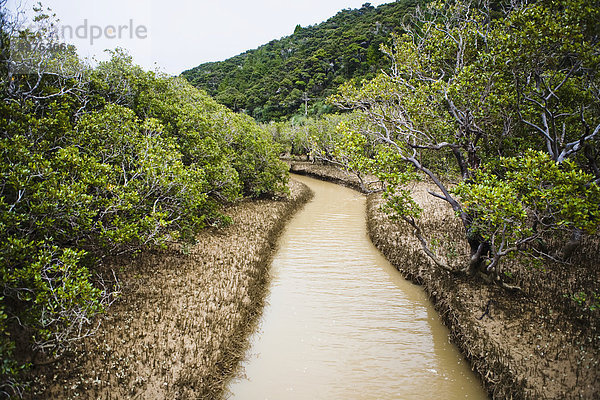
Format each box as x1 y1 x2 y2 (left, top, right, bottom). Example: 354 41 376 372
59 19 148 45
9 18 149 74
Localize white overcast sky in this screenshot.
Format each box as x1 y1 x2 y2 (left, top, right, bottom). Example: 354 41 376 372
7 0 393 75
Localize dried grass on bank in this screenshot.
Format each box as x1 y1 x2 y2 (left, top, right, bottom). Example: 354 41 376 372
27 180 312 400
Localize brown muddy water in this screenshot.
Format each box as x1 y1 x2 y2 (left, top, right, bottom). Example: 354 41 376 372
227 175 488 399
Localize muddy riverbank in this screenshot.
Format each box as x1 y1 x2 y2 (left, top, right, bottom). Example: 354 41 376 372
290 161 599 400
28 180 312 399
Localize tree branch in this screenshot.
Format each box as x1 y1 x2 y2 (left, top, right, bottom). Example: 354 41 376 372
403 216 454 272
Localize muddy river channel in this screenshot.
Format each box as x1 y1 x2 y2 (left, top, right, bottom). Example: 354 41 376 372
227 175 488 399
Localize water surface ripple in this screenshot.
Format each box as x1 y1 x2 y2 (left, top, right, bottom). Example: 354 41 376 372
227 175 488 399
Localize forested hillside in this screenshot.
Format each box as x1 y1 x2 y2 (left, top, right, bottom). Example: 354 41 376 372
181 1 422 121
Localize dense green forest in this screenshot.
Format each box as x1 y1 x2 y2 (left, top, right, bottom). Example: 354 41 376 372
0 5 287 394
182 1 423 121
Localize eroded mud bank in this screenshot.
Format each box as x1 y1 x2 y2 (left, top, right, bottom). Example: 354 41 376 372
29 180 312 399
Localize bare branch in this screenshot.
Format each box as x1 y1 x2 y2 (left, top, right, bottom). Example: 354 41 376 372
403 216 454 272
557 123 600 163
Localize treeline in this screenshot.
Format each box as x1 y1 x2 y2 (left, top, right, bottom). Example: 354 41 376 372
182 0 423 121
0 7 287 395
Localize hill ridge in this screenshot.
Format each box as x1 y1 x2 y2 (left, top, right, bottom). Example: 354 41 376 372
181 1 422 121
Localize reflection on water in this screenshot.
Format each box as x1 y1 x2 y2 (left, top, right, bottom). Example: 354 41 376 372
227 174 488 399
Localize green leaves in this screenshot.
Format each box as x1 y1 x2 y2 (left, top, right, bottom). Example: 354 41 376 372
1 44 288 392
455 151 600 257
455 171 530 243
493 0 600 162
502 151 600 234
566 290 600 312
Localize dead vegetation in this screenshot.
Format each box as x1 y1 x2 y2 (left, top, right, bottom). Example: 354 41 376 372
291 161 600 400
26 180 312 400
